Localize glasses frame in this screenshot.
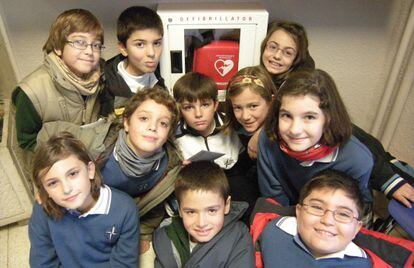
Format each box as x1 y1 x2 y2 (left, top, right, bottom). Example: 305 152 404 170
265 43 296 59
301 203 360 224
66 40 105 52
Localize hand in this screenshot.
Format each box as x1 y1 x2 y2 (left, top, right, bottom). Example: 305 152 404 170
140 240 150 254
247 129 261 159
182 160 191 166
392 183 414 208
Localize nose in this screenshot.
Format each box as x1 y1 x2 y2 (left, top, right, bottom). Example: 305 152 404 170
194 106 203 118
196 213 207 227
241 109 250 121
83 44 94 55
289 119 303 135
148 120 158 132
320 210 335 225
62 179 73 195
147 45 155 57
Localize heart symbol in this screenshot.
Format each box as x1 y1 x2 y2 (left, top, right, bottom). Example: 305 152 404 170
214 59 234 77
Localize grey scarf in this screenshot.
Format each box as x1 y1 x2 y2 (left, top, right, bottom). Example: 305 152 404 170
115 129 165 177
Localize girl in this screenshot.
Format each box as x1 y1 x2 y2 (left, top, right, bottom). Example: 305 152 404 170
225 65 276 158
29 132 139 267
12 9 111 158
260 20 315 89
258 69 374 207
260 21 414 207
99 86 181 266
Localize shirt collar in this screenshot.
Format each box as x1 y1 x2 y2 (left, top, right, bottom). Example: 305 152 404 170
300 147 339 167
276 216 367 260
79 185 112 218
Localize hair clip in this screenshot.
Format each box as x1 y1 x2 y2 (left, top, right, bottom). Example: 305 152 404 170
231 75 264 88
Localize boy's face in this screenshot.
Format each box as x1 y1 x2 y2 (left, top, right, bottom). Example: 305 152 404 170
295 187 362 258
41 155 96 213
119 29 163 76
180 99 218 137
55 32 101 78
179 189 230 243
124 99 172 158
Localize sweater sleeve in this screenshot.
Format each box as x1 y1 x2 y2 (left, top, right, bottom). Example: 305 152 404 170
352 125 407 197
110 199 140 267
257 131 289 205
12 87 42 151
226 224 255 268
28 204 61 268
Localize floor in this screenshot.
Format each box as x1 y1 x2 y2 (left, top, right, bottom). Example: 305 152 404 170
0 223 30 267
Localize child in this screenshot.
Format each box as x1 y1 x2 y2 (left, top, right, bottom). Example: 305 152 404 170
12 9 110 158
258 169 370 267
260 20 315 89
173 72 257 220
224 65 276 158
261 20 414 208
153 161 255 268
99 86 181 266
258 69 375 207
101 6 166 116
29 132 139 267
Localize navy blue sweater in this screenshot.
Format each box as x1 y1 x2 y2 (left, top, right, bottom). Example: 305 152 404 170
29 187 139 267
257 131 374 205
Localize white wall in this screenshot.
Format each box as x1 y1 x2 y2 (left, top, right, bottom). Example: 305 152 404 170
0 0 413 165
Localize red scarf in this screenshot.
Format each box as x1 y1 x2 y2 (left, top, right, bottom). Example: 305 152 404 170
279 139 337 162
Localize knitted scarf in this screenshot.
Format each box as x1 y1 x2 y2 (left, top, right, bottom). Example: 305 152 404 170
45 52 101 96
114 129 165 177
166 216 191 266
279 139 337 162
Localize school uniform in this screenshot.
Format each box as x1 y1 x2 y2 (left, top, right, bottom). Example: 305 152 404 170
29 185 139 267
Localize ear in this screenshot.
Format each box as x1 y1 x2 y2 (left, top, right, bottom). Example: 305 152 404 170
118 42 128 57
87 161 96 180
123 118 129 133
353 220 363 239
54 48 62 57
213 100 219 112
295 204 301 218
224 196 231 214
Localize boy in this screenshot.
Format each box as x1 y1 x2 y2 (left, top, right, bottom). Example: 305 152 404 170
173 72 258 221
101 6 166 116
258 170 371 267
153 161 255 267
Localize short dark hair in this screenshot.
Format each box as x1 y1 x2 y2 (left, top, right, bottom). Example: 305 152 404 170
298 169 365 219
33 132 102 220
260 20 310 74
117 6 163 45
175 161 230 204
123 86 179 139
264 69 352 147
173 72 218 103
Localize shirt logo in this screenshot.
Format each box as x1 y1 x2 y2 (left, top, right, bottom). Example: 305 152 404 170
105 226 118 241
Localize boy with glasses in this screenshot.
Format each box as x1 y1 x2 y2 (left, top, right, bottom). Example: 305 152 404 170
12 9 111 159
259 169 371 267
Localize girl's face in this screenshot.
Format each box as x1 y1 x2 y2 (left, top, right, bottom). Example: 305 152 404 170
124 99 172 158
41 155 96 213
279 94 325 152
262 29 297 75
55 32 101 77
231 87 270 133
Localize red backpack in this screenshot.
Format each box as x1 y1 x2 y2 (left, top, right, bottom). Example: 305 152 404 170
250 198 414 268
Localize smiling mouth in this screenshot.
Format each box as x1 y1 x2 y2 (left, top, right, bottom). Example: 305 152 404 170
64 193 79 202
195 229 212 236
315 228 336 237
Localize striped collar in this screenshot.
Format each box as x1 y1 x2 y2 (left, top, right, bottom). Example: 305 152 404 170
79 185 112 218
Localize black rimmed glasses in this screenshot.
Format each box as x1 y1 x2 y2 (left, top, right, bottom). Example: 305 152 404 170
66 39 105 52
301 203 360 224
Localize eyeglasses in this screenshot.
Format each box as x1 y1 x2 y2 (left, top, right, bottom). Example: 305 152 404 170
66 40 105 52
301 204 360 224
265 43 296 59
